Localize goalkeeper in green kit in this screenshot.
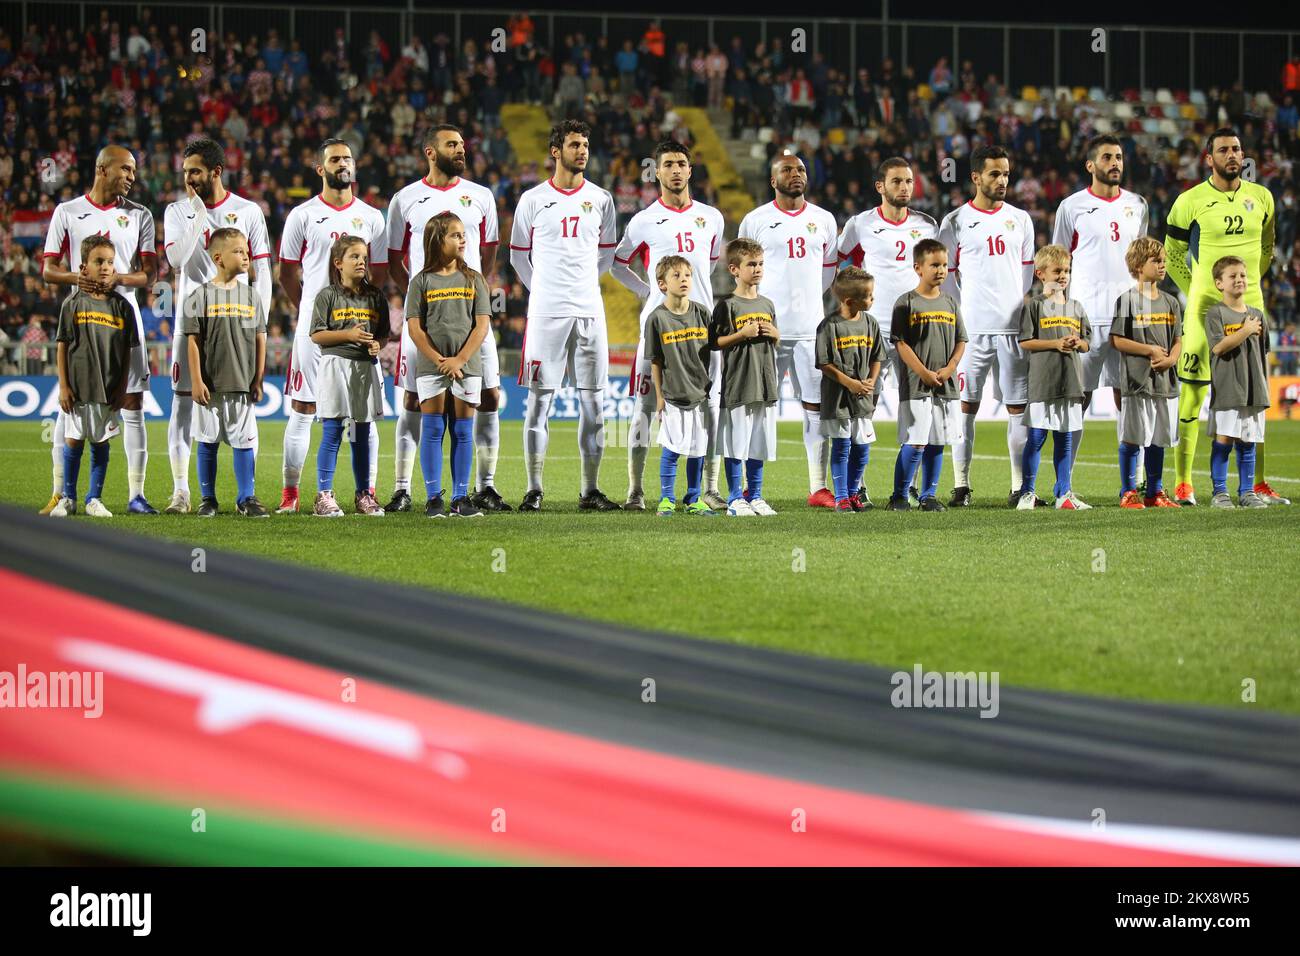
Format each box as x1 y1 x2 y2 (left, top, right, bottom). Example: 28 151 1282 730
1163 127 1288 505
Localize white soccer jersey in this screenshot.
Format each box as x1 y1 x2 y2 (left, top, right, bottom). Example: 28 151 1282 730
163 191 271 307
836 206 938 336
279 194 388 339
43 194 156 311
937 200 1035 334
613 198 725 325
387 175 498 275
737 199 839 339
511 178 617 318
1052 186 1148 328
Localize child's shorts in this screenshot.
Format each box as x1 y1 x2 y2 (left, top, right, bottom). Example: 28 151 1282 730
194 391 256 449
659 400 708 457
820 415 877 444
416 372 482 406
1210 407 1266 442
719 401 777 460
317 354 385 422
64 402 120 444
1026 398 1083 432
1116 394 1179 447
898 397 961 446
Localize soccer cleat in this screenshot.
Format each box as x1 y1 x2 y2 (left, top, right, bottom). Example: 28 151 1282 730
578 488 621 511
1007 489 1025 509
424 493 449 518
85 497 113 517
1015 491 1038 511
128 494 159 515
196 496 220 517
237 496 270 518
164 490 191 514
948 486 973 507
702 489 728 511
908 485 921 505
1210 491 1235 509
472 486 513 512
919 496 947 512
1172 482 1197 507
887 494 911 512
383 489 413 513
354 491 385 516
1056 491 1093 511
1144 489 1179 509
684 500 717 517
276 487 300 514
748 497 777 516
449 496 485 518
835 499 855 513
807 488 836 509
1238 491 1268 509
312 491 343 518
1254 482 1291 506
49 496 76 517
39 493 62 515
726 497 756 517
519 489 544 512
623 490 647 511
656 497 676 517
1119 490 1146 510
854 487 874 510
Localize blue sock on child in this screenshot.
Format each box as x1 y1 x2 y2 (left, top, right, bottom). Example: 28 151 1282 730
1210 440 1231 495
88 442 109 502
1022 427 1049 496
1235 441 1256 497
350 426 371 497
1143 445 1165 495
233 447 255 503
724 458 744 502
745 458 763 499
660 448 680 502
830 437 852 502
63 444 83 502
894 445 924 498
197 441 219 499
849 443 870 495
1052 429 1074 499
920 444 944 499
685 455 704 504
450 415 474 500
318 419 343 492
1118 442 1141 494
419 412 446 496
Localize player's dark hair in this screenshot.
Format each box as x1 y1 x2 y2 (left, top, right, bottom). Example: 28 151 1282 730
549 119 591 153
207 227 244 252
424 124 463 151
327 234 381 297
653 139 692 166
832 266 874 311
970 145 1010 174
79 234 115 262
913 238 947 265
1085 134 1122 163
317 137 352 168
875 157 911 183
182 137 226 172
421 211 483 291
1204 126 1240 157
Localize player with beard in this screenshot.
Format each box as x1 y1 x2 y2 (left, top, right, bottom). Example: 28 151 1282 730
1163 127 1288 505
41 145 158 515
161 138 273 513
276 139 388 513
382 125 503 513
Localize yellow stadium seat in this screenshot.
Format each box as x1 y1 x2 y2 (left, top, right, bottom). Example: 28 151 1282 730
917 83 933 100
1021 86 1039 102
1180 104 1199 120
1072 86 1088 102
827 127 847 146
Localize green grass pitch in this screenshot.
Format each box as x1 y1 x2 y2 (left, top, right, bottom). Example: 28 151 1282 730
4 418 1299 713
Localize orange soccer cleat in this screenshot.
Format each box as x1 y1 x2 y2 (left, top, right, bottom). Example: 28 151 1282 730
1144 489 1180 508
807 487 836 509
1172 482 1197 507
275 487 300 514
1119 490 1146 509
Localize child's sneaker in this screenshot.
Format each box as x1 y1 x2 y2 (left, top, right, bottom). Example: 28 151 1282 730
85 497 113 517
726 497 756 517
196 496 219 517
1210 491 1235 509
354 491 385 516
1015 491 1038 511
1238 491 1268 509
851 491 872 511
918 496 947 512
806 488 836 509
276 487 300 514
237 496 270 518
49 496 76 517
1119 490 1146 509
448 496 484 517
1172 482 1197 506
313 491 344 517
1254 482 1291 505
39 492 62 515
1055 491 1092 510
684 500 717 517
656 497 676 517
127 494 159 515
164 490 191 514
1144 489 1179 508
425 493 449 518
748 497 777 516
887 494 911 511
702 490 727 511
835 499 855 513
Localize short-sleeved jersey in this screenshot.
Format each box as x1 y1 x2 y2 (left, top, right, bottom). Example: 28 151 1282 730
44 194 156 310
890 290 968 401
708 294 779 408
614 198 725 325
737 199 839 340
1205 303 1271 411
56 290 140 404
836 206 938 337
1109 289 1183 398
1052 187 1148 328
279 195 388 339
815 311 887 419
1017 295 1091 403
164 191 271 309
179 283 266 394
510 178 617 318
644 302 712 408
310 285 389 362
405 269 491 378
386 176 498 275
937 200 1035 334
1164 179 1274 313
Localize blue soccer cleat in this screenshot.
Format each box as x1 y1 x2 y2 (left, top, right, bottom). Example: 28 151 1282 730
128 494 159 515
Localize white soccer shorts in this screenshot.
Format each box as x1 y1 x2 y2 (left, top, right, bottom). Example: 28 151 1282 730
1210 407 1266 443
718 401 778 460
1116 395 1179 447
659 400 709 457
519 314 608 390
776 338 821 404
1081 326 1122 391
64 402 121 444
1026 399 1084 432
285 335 322 404
193 392 257 449
170 330 193 392
417 372 482 406
958 333 1028 407
316 354 385 423
820 415 877 444
898 397 962 446
398 324 501 392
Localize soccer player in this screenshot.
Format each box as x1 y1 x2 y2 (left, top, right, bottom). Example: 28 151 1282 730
162 137 272 514
890 239 967 512
509 120 620 512
738 153 840 508
937 145 1036 508
816 267 885 512
276 139 388 513
644 256 715 516
1164 127 1287 505
1051 135 1148 469
42 145 158 514
1205 256 1270 508
50 236 138 518
309 235 390 517
382 124 504 513
612 139 726 511
710 238 780 517
1014 245 1091 511
182 229 268 518
1110 238 1183 509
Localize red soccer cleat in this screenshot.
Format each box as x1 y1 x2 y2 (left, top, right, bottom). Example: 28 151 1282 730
1144 489 1179 508
1172 482 1197 507
275 487 300 514
807 487 836 509
1119 490 1146 509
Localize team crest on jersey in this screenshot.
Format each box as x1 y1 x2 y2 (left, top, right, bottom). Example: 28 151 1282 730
1243 198 1254 212
695 217 707 229
459 195 472 207
116 215 129 229
581 201 593 214
910 229 922 239
806 222 818 234
1124 206 1135 218
351 218 365 230
225 212 238 224
1004 220 1016 231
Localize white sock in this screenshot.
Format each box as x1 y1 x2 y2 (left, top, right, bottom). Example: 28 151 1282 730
121 408 148 499
1007 412 1028 491
474 408 499 491
628 445 648 496
577 388 605 495
368 420 379 492
526 453 546 492
953 411 978 488
282 410 314 489
51 410 65 494
627 389 654 497
703 400 721 493
524 389 555 492
394 405 420 492
168 395 193 495
803 408 827 494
